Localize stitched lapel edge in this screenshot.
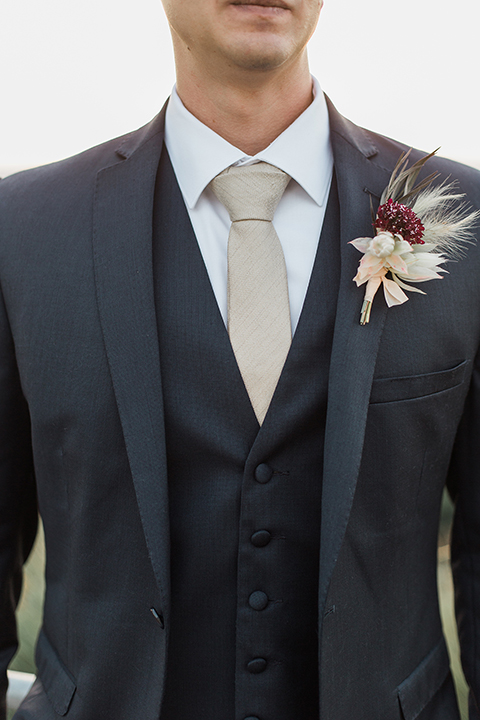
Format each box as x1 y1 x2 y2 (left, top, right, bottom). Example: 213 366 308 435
92 116 171 618
318 108 393 622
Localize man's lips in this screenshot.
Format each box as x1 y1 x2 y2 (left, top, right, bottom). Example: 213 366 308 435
230 0 290 9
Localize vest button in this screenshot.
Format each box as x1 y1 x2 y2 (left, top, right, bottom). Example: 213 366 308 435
250 530 271 547
254 464 273 484
249 590 268 611
247 658 267 674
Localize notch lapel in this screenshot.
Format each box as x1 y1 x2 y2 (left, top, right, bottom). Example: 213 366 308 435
318 105 393 618
93 110 171 617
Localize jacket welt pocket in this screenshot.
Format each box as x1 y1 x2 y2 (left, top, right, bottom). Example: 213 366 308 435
370 360 468 404
35 629 76 716
397 637 451 720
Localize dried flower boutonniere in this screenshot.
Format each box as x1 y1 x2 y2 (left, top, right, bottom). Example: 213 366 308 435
350 149 479 324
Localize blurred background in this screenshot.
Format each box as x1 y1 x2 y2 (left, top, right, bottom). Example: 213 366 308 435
1 0 478 717
1 0 479 175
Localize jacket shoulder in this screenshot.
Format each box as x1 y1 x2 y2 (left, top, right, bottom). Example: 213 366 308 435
327 96 480 206
0 109 166 220
1 135 122 201
367 131 480 207
370 128 480 202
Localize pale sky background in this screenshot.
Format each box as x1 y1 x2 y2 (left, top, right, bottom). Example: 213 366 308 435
0 0 479 176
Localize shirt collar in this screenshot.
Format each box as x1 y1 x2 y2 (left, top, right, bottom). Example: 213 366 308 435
164 76 332 210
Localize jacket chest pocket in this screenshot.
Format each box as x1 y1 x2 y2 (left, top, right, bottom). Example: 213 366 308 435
370 360 468 405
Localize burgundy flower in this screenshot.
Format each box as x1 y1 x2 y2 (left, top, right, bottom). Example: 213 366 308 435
374 198 425 245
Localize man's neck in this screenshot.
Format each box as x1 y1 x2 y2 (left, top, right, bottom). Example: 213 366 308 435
175 56 314 156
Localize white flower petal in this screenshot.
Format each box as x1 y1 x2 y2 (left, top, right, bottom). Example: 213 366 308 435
350 237 373 253
390 275 427 295
398 266 444 281
387 254 409 274
393 239 413 256
382 278 409 307
408 251 445 266
414 243 437 253
353 270 369 286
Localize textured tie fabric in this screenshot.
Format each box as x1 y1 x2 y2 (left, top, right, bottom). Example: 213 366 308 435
210 162 292 424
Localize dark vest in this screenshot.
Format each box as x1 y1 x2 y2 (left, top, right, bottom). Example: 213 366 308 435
153 148 341 720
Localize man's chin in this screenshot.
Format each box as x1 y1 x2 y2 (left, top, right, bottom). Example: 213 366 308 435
218 38 293 72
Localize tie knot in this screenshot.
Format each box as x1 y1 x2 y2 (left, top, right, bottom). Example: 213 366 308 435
210 162 291 223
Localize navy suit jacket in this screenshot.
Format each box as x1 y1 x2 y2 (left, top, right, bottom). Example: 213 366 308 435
1 98 480 719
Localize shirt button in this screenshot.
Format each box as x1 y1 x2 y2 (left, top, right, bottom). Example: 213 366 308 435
247 658 267 674
250 530 271 547
254 464 273 484
249 590 268 611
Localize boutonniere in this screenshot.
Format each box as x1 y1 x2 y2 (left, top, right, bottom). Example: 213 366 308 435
350 149 479 324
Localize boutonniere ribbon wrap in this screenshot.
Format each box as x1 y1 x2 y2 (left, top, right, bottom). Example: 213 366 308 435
350 150 479 324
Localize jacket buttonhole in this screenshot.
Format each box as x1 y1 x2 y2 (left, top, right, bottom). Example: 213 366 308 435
150 607 165 628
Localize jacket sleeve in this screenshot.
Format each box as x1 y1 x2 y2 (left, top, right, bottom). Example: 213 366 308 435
448 344 480 720
0 281 37 720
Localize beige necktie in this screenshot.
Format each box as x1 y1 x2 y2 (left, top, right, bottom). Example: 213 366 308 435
210 162 292 424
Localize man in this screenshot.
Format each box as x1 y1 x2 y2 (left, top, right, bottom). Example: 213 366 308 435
1 0 480 718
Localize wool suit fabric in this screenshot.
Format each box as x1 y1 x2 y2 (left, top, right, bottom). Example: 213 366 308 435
154 149 341 719
1 98 480 720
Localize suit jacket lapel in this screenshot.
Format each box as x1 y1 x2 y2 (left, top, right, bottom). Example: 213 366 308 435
93 108 171 618
318 101 393 618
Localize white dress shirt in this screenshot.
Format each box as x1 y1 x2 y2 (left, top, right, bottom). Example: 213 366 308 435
164 77 333 333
